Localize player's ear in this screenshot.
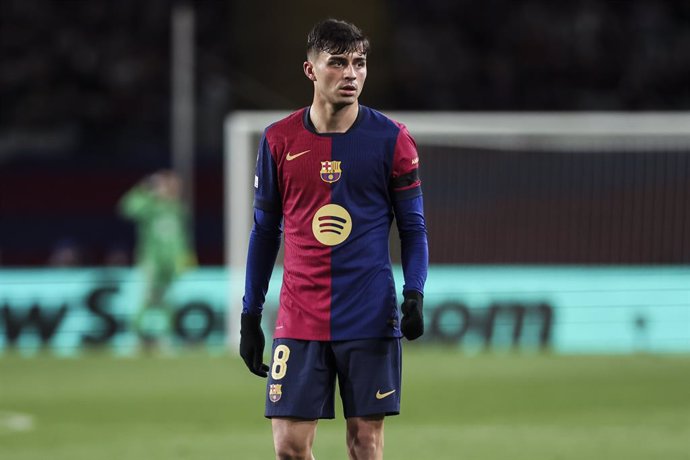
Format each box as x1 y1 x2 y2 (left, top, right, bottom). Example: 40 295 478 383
303 61 316 81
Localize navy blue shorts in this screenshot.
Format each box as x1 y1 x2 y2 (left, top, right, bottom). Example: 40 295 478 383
264 338 402 419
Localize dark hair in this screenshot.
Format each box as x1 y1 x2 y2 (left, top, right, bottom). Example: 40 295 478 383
306 19 370 58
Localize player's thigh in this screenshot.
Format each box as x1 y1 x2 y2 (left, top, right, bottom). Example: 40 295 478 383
142 263 173 301
346 414 385 439
272 417 319 454
265 339 337 419
334 338 401 418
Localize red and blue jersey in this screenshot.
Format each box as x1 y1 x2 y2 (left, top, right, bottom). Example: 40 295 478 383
244 105 427 341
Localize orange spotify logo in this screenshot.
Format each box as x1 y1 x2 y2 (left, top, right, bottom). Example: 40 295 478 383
312 204 352 246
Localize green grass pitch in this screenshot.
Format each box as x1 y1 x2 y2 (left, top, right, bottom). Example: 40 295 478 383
1 348 689 459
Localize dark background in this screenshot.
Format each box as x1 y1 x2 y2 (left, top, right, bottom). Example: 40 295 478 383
1 0 688 266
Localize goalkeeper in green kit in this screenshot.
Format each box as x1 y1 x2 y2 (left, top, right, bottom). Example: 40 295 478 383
119 170 196 346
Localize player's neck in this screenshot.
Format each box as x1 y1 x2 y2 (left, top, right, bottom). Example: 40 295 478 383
309 101 359 133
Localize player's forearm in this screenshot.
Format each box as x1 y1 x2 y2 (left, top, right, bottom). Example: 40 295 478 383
395 195 428 294
242 208 283 316
118 185 153 219
401 238 428 294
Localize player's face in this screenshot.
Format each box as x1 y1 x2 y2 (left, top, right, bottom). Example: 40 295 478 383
153 172 182 200
305 49 367 107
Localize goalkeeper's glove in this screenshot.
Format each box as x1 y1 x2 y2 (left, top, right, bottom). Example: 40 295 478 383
240 313 269 377
400 291 424 340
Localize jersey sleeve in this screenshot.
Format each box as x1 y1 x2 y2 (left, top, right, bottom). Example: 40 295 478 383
253 131 282 214
242 208 283 316
394 195 428 295
118 185 154 221
390 124 422 202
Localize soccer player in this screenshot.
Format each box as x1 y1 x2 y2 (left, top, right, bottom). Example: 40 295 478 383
119 170 196 346
239 19 428 460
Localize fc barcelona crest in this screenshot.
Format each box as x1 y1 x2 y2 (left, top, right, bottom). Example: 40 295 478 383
269 384 282 403
320 161 342 183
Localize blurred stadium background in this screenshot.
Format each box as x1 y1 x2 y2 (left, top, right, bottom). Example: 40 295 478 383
1 0 689 459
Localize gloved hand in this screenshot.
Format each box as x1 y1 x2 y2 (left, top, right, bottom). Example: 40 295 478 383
240 313 269 377
400 291 424 340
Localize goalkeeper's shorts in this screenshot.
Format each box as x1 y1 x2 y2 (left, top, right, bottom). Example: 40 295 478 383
264 337 401 419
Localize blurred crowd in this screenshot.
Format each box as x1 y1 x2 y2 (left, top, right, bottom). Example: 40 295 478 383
0 0 232 162
392 0 690 110
1 0 688 163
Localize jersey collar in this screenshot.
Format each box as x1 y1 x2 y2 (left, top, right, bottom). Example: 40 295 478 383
303 105 364 136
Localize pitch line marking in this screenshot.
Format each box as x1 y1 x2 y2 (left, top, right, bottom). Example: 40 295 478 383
0 411 35 433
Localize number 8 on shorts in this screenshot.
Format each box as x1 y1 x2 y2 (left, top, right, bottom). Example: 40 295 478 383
271 344 290 380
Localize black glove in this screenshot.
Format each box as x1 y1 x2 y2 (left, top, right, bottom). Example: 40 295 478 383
240 313 269 377
400 291 424 340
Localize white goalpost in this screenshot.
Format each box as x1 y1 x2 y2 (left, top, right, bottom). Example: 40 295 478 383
223 111 690 351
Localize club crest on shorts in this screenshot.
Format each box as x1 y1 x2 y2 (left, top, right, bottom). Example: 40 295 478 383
269 384 283 402
320 161 342 183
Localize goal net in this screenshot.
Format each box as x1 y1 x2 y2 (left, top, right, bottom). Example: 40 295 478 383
223 111 690 349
